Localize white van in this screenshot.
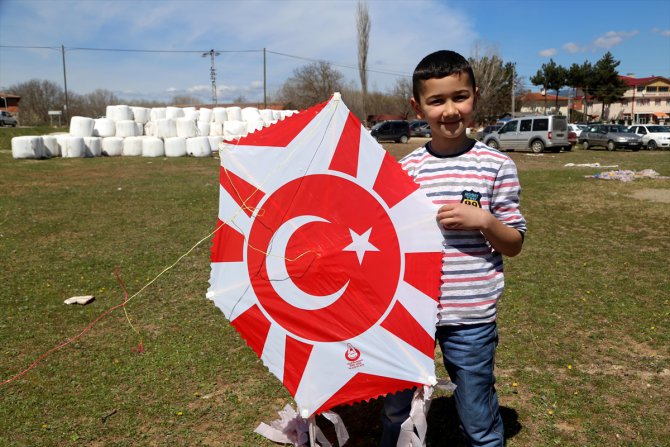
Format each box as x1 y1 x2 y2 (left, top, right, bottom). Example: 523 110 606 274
483 115 570 153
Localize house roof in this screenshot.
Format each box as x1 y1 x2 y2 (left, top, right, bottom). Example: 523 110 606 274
619 75 670 87
0 93 21 99
521 92 570 101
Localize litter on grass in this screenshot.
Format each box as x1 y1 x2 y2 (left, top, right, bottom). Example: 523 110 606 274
64 295 95 305
586 169 669 182
565 163 619 168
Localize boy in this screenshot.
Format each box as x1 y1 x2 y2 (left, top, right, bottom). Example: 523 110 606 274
381 50 527 447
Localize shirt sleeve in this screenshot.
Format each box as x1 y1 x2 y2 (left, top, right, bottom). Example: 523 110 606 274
491 158 527 235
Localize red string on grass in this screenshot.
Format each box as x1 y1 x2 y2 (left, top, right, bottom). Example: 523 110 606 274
0 267 141 388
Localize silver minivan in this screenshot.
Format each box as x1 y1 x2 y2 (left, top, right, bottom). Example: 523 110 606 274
483 115 570 153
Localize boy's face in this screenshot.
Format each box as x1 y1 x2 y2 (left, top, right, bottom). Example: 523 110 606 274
411 72 477 151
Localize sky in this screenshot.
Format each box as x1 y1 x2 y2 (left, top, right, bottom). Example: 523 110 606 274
1 0 669 105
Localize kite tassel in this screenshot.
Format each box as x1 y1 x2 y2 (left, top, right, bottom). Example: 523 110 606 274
254 404 348 447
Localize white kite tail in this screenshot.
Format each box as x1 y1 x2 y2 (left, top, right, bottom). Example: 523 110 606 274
254 404 349 447
397 383 453 447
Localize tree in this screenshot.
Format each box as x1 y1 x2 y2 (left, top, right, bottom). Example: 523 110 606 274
592 52 627 120
80 89 119 118
531 59 567 114
8 79 65 125
565 61 596 121
468 45 518 124
277 61 344 110
356 0 371 122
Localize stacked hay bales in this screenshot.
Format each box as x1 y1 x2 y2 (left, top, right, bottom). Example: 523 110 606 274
11 105 297 159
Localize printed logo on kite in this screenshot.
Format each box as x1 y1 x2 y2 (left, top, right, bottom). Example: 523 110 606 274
207 94 444 416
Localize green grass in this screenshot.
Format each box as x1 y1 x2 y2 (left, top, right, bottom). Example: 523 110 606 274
1 133 669 446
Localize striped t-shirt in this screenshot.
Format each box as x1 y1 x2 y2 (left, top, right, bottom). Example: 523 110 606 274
400 140 527 326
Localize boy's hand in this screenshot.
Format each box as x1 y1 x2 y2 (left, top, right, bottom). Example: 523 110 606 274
437 203 492 231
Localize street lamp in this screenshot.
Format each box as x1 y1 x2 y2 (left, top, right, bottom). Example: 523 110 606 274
202 49 221 105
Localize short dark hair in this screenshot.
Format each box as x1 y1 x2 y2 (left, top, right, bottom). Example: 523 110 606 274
412 50 476 101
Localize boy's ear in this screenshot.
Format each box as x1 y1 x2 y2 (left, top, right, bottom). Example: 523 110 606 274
410 97 424 119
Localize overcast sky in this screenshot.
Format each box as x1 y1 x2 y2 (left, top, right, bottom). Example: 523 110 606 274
1 0 669 105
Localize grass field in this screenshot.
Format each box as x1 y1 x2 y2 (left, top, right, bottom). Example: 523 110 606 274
1 129 669 446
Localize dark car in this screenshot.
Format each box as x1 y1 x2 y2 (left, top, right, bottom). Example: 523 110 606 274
410 120 431 138
579 124 642 151
371 120 411 143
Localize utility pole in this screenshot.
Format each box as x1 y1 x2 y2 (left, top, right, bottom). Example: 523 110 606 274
263 48 267 109
510 64 515 118
202 49 221 105
61 45 70 123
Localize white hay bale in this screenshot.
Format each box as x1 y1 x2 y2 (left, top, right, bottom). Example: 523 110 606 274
83 136 102 157
102 137 123 156
184 109 199 121
42 135 60 157
213 107 228 123
186 136 211 157
11 136 44 159
208 136 223 153
93 118 116 137
259 109 275 124
282 110 298 119
272 110 282 121
198 108 213 123
136 122 144 136
209 121 223 136
197 121 210 136
246 120 265 134
226 106 242 121
166 106 184 120
56 134 69 156
61 136 85 158
131 107 150 124
176 118 198 138
150 107 167 121
116 120 139 137
114 105 133 121
105 105 118 121
164 137 187 157
122 136 143 156
155 119 177 139
241 107 261 123
142 137 165 157
144 121 155 137
69 116 95 137
224 120 247 139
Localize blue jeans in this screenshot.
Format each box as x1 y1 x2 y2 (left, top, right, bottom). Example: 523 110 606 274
380 323 504 447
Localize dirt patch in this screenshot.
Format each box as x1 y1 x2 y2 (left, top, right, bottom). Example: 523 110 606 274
630 188 670 203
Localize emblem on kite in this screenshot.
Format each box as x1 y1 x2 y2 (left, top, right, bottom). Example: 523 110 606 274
207 93 444 417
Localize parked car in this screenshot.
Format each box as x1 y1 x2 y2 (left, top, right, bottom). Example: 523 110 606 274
568 123 585 138
0 111 17 127
370 120 411 143
410 122 431 138
579 124 642 151
476 124 502 140
483 115 570 153
628 124 670 150
568 130 577 149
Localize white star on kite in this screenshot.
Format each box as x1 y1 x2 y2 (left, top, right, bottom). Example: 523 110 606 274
343 228 379 264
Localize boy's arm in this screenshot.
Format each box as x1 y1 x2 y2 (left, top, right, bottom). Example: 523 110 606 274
437 203 524 257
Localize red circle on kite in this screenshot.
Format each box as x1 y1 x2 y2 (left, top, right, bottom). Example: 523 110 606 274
247 174 401 342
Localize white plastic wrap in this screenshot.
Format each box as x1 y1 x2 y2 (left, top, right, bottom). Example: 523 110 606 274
69 116 95 137
259 109 277 126
83 136 102 157
176 118 198 138
155 119 177 139
272 110 282 121
122 136 143 156
246 120 265 134
136 122 144 136
93 118 116 137
56 135 69 157
131 106 150 124
197 121 210 136
144 121 155 137
198 107 213 123
208 136 223 153
11 136 44 159
142 137 165 157
102 137 123 156
116 120 139 137
62 136 85 158
150 107 167 121
166 106 185 120
105 105 117 121
164 136 187 157
209 121 223 136
186 136 211 157
241 107 261 123
184 109 200 121
226 106 242 121
41 135 60 157
224 120 247 139
213 107 228 123
114 105 133 121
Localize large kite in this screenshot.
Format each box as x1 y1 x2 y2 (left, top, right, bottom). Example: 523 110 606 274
207 94 443 422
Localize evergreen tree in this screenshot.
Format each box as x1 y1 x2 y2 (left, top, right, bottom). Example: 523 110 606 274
592 52 628 120
531 59 567 114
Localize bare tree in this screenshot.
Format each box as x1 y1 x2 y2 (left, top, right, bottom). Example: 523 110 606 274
80 89 119 118
468 42 518 124
277 61 344 110
356 0 371 122
8 79 65 125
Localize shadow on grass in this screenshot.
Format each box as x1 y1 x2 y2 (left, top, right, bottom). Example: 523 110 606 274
321 397 521 446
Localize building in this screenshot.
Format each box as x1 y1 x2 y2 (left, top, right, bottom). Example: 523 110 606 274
0 93 21 115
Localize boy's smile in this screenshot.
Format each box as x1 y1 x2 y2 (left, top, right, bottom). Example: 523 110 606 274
411 73 478 155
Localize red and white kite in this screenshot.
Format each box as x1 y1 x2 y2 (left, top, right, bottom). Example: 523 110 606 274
207 94 443 418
